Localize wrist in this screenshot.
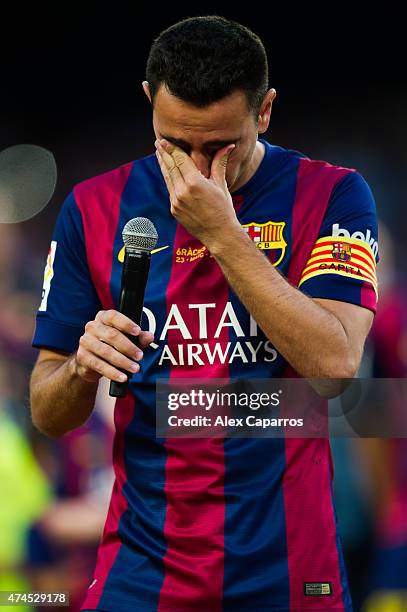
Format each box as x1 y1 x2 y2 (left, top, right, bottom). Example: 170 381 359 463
67 352 82 380
206 223 250 257
68 351 100 386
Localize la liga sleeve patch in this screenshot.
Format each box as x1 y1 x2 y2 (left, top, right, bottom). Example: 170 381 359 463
38 240 57 312
298 235 378 300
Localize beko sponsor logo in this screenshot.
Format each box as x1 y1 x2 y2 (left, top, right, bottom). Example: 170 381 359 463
332 223 378 258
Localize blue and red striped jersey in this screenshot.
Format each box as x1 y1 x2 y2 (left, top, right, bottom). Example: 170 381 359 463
32 139 378 611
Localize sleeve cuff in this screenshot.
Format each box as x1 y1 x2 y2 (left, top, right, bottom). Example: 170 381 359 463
32 318 84 353
299 275 377 314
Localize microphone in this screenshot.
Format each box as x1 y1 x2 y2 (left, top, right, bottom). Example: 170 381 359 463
109 217 158 398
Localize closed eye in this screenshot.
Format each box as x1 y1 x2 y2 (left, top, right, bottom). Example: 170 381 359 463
161 135 240 157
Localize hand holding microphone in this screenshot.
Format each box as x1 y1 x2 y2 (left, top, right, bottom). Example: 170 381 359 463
73 217 158 396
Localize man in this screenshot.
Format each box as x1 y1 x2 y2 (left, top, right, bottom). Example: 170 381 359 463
30 15 378 612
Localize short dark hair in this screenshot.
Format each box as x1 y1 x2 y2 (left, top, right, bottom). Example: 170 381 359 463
146 16 269 114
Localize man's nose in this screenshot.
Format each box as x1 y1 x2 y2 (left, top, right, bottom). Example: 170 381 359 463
190 151 211 179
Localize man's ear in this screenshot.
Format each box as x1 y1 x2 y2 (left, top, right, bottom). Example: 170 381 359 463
142 81 152 104
258 88 277 134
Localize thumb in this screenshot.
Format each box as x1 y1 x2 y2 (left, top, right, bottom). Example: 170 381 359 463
210 144 235 186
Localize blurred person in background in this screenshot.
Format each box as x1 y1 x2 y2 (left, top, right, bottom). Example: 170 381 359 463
0 358 51 612
27 378 115 612
0 222 52 612
331 223 407 611
0 219 115 612
359 223 407 611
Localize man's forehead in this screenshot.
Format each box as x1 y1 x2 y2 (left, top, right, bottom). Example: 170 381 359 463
153 85 251 133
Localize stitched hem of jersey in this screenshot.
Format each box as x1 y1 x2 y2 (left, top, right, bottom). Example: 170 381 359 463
35 316 84 328
81 592 349 612
32 318 83 353
299 287 377 314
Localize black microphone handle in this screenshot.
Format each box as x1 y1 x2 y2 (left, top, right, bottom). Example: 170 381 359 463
109 249 151 398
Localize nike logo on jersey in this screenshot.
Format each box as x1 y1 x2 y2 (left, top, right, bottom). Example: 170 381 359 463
118 244 169 262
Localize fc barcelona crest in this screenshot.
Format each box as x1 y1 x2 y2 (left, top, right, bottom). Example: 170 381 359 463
332 242 352 262
242 221 287 266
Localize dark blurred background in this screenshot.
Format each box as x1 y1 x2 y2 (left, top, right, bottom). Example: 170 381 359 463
1 3 406 611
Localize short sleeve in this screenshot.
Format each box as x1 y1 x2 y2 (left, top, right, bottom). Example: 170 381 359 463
298 171 379 313
32 192 102 353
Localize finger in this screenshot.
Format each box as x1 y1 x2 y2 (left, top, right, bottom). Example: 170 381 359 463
90 320 144 361
155 140 186 195
93 310 153 355
155 149 177 203
210 144 235 187
95 309 140 336
156 146 188 210
157 139 201 183
137 330 155 348
77 346 130 383
81 333 141 374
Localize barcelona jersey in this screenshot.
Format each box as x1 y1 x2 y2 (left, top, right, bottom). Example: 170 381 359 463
32 139 378 611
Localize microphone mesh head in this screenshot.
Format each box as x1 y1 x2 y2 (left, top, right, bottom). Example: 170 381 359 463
122 217 158 252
